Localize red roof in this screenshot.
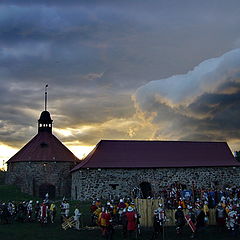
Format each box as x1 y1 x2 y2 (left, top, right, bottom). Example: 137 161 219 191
7 132 80 163
71 140 239 171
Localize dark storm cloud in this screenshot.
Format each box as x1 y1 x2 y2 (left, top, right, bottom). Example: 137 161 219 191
134 49 240 150
173 91 240 141
188 90 240 118
1 1 240 149
1 1 240 86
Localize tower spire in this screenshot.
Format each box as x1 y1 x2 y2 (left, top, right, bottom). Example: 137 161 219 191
45 84 48 111
38 84 52 133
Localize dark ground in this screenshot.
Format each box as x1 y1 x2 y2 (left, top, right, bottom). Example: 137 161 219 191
0 221 237 240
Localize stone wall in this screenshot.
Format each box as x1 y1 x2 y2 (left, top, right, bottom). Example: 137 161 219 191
0 170 6 184
5 161 74 198
71 167 240 200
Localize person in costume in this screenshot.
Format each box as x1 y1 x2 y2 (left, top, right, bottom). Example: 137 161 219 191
215 202 227 232
90 201 98 225
64 200 70 218
34 201 41 222
26 200 33 222
117 199 126 223
226 205 239 236
126 206 137 239
74 205 82 230
98 207 112 238
195 205 205 237
121 208 128 239
40 201 48 225
49 202 56 223
187 206 196 238
152 204 166 239
175 206 185 235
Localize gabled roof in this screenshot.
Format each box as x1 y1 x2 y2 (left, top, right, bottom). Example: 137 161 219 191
71 140 239 171
7 132 80 163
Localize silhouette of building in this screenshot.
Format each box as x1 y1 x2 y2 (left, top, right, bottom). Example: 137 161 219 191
5 88 79 199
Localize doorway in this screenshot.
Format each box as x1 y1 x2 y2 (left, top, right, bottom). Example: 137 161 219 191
39 183 56 199
139 182 152 199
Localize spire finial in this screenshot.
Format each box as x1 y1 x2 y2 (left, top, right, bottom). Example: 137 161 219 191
45 84 48 111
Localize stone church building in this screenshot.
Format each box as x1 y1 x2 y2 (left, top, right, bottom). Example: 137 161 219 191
5 110 80 199
71 140 240 200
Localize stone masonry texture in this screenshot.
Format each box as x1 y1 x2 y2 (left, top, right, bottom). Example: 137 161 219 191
71 167 240 200
5 161 74 198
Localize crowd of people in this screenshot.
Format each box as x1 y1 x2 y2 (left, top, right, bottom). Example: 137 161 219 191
0 199 56 225
1 184 240 239
0 196 141 239
152 200 240 239
90 198 141 239
157 183 240 210
150 183 240 238
0 194 74 227
90 192 240 239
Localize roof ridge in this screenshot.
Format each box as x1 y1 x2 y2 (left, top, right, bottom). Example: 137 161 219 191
100 139 227 144
70 140 237 170
71 141 101 171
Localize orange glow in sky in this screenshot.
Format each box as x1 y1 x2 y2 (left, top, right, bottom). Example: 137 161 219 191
0 144 18 170
0 143 94 170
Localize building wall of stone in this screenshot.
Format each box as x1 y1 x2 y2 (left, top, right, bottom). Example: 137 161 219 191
5 161 74 198
71 167 240 200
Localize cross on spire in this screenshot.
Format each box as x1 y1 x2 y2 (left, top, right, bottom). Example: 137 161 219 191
45 84 48 111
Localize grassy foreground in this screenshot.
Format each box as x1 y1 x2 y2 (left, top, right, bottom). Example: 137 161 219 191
0 221 234 240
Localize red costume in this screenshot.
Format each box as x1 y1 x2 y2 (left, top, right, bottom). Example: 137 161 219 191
126 211 137 231
90 204 97 213
98 211 111 237
40 203 48 224
99 212 111 227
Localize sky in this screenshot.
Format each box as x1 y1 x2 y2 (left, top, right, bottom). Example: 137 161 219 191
1 0 240 169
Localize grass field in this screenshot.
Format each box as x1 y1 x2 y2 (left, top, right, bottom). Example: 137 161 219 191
0 185 39 202
0 185 237 240
0 221 235 240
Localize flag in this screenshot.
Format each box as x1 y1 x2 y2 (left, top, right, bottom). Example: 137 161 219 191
185 214 196 232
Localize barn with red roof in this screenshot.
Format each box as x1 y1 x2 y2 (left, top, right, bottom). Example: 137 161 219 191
5 110 80 198
71 140 240 200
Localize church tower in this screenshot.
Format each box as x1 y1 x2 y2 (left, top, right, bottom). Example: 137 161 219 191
38 85 53 134
5 86 80 199
38 111 53 133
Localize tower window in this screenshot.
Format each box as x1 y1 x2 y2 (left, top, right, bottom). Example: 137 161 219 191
40 142 48 148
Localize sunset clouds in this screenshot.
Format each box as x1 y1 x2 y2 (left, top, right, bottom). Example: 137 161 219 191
134 49 240 148
1 1 240 165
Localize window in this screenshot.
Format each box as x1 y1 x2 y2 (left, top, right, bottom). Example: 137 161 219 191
109 184 118 190
40 142 48 148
